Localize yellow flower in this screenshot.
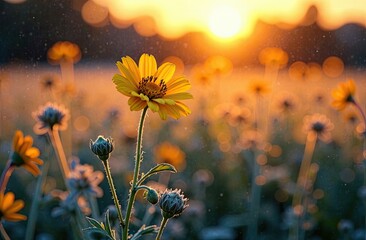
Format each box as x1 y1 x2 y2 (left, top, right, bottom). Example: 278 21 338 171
47 41 81 64
0 192 27 222
112 53 193 120
258 47 288 69
248 78 271 96
331 79 356 110
11 130 44 176
154 142 186 171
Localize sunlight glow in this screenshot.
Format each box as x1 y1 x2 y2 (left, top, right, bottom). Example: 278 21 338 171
209 4 243 39
89 0 366 39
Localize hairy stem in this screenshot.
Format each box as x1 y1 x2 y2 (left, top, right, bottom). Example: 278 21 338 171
102 159 125 228
155 217 168 240
123 107 148 240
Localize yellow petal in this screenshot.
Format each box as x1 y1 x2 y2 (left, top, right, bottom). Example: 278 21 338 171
128 97 147 111
121 56 141 86
4 213 27 221
166 77 191 93
155 62 175 83
116 61 138 87
23 163 41 176
164 92 193 101
19 136 33 155
139 54 157 79
112 74 138 95
6 200 24 214
12 131 23 152
25 147 40 158
2 192 15 211
159 104 181 120
175 102 192 116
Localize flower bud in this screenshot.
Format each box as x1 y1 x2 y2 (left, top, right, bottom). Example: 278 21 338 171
90 136 114 161
159 189 188 219
146 188 159 205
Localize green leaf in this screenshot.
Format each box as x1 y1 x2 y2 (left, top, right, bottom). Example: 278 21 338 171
137 163 177 186
104 210 113 237
86 216 104 230
130 225 159 240
83 227 114 240
85 215 116 240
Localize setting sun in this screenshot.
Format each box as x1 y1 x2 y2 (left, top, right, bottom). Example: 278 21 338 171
208 4 243 39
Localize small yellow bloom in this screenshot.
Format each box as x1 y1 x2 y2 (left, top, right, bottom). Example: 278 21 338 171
0 192 27 222
154 142 186 171
47 41 81 64
258 47 288 69
112 53 193 120
331 79 356 110
11 130 44 176
248 78 271 96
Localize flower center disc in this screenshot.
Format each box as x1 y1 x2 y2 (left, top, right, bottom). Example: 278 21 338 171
139 76 167 99
146 82 161 92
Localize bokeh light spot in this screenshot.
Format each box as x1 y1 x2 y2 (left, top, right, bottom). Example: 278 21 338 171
81 0 109 27
339 168 355 183
322 56 344 78
73 115 90 132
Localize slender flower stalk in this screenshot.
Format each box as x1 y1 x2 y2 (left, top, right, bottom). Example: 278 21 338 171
155 217 168 240
25 161 50 240
0 162 14 194
123 107 149 240
247 148 262 240
48 128 70 181
246 90 267 240
90 135 125 228
332 80 366 234
290 132 317 240
290 113 333 240
102 159 125 228
0 223 10 240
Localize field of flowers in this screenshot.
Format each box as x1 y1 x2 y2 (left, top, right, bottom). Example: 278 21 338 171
1 45 366 240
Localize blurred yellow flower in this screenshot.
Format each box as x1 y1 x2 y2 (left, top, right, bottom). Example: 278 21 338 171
154 142 186 171
191 63 213 86
303 113 334 142
112 53 193 120
0 192 27 222
288 61 322 81
11 130 43 176
331 79 356 110
248 78 271 96
204 55 233 76
47 41 81 64
258 47 288 69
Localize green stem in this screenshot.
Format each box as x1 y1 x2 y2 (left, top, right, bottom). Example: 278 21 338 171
102 160 125 228
71 214 84 240
155 217 168 240
25 161 50 240
123 107 148 240
0 223 10 240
